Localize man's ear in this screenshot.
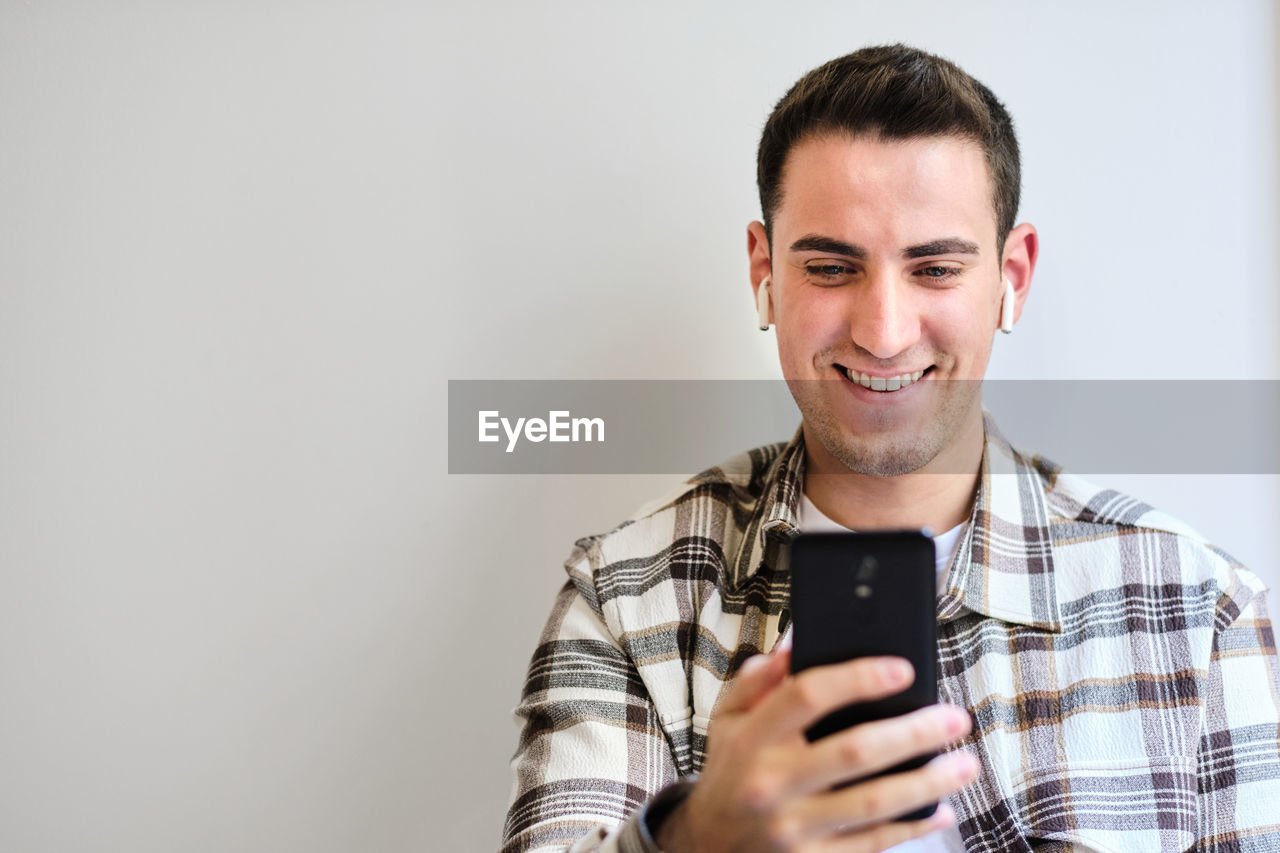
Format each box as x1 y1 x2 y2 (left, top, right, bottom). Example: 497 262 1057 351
1000 222 1039 325
747 221 773 323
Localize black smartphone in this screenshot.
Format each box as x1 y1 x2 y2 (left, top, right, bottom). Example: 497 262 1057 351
787 530 938 820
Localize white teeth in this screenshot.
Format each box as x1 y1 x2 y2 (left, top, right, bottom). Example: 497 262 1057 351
841 366 928 392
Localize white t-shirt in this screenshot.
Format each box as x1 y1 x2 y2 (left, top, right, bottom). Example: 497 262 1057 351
797 492 965 593
794 493 967 853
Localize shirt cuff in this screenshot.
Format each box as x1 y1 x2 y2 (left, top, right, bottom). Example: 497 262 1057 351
620 778 697 853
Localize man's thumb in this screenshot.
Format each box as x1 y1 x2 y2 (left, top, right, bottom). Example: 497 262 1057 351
718 648 789 714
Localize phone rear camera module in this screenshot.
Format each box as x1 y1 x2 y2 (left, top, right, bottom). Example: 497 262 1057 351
856 556 878 581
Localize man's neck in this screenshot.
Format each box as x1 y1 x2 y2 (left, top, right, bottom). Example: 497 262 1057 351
801 412 985 533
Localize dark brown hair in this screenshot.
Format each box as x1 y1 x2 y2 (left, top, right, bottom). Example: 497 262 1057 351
757 44 1020 255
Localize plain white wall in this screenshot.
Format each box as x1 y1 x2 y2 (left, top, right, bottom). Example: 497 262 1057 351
0 1 1276 851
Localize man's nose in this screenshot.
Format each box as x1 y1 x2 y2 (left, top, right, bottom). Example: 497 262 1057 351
847 272 921 360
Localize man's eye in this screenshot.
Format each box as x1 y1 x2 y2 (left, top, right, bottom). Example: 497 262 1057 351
805 263 854 280
919 266 961 280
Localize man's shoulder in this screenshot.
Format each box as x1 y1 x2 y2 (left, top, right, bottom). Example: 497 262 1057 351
560 439 791 596
1036 459 1207 540
1026 453 1263 607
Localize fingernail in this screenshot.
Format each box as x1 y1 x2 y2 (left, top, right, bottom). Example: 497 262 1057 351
880 658 912 684
944 707 971 737
945 752 978 782
930 803 955 828
739 654 767 675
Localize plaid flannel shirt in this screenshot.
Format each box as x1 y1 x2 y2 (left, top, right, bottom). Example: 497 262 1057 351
502 416 1280 852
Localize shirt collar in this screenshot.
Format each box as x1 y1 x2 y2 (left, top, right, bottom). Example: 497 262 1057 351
728 413 1063 632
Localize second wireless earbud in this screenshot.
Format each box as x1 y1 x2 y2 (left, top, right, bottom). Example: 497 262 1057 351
1000 278 1015 334
757 276 772 330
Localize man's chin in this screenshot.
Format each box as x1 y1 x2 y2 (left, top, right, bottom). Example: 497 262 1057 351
823 439 940 477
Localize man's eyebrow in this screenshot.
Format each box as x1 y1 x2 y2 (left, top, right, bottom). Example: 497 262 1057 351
902 238 980 259
788 235 867 259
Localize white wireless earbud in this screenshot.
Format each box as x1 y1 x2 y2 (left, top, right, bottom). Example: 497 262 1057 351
757 276 772 330
999 278 1015 334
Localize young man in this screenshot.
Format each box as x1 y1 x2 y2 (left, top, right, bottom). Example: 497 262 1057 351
501 45 1280 853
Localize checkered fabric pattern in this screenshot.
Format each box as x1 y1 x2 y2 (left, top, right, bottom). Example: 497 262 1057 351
502 415 1280 852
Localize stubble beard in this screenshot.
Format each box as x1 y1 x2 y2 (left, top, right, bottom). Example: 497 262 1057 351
791 377 982 477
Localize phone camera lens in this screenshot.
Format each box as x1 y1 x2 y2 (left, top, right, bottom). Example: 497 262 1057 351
856 556 878 581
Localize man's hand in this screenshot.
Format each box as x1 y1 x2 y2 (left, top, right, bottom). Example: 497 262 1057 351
656 647 976 852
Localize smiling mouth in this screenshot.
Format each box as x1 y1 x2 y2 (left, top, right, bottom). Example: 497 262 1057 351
835 364 935 392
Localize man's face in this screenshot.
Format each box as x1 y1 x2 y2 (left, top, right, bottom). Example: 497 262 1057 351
755 132 1007 477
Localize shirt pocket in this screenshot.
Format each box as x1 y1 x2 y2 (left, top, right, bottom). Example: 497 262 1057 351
1009 755 1196 852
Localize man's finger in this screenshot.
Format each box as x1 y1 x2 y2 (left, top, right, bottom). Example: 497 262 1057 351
716 648 791 715
743 656 914 741
794 704 972 795
824 803 957 853
803 751 978 836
